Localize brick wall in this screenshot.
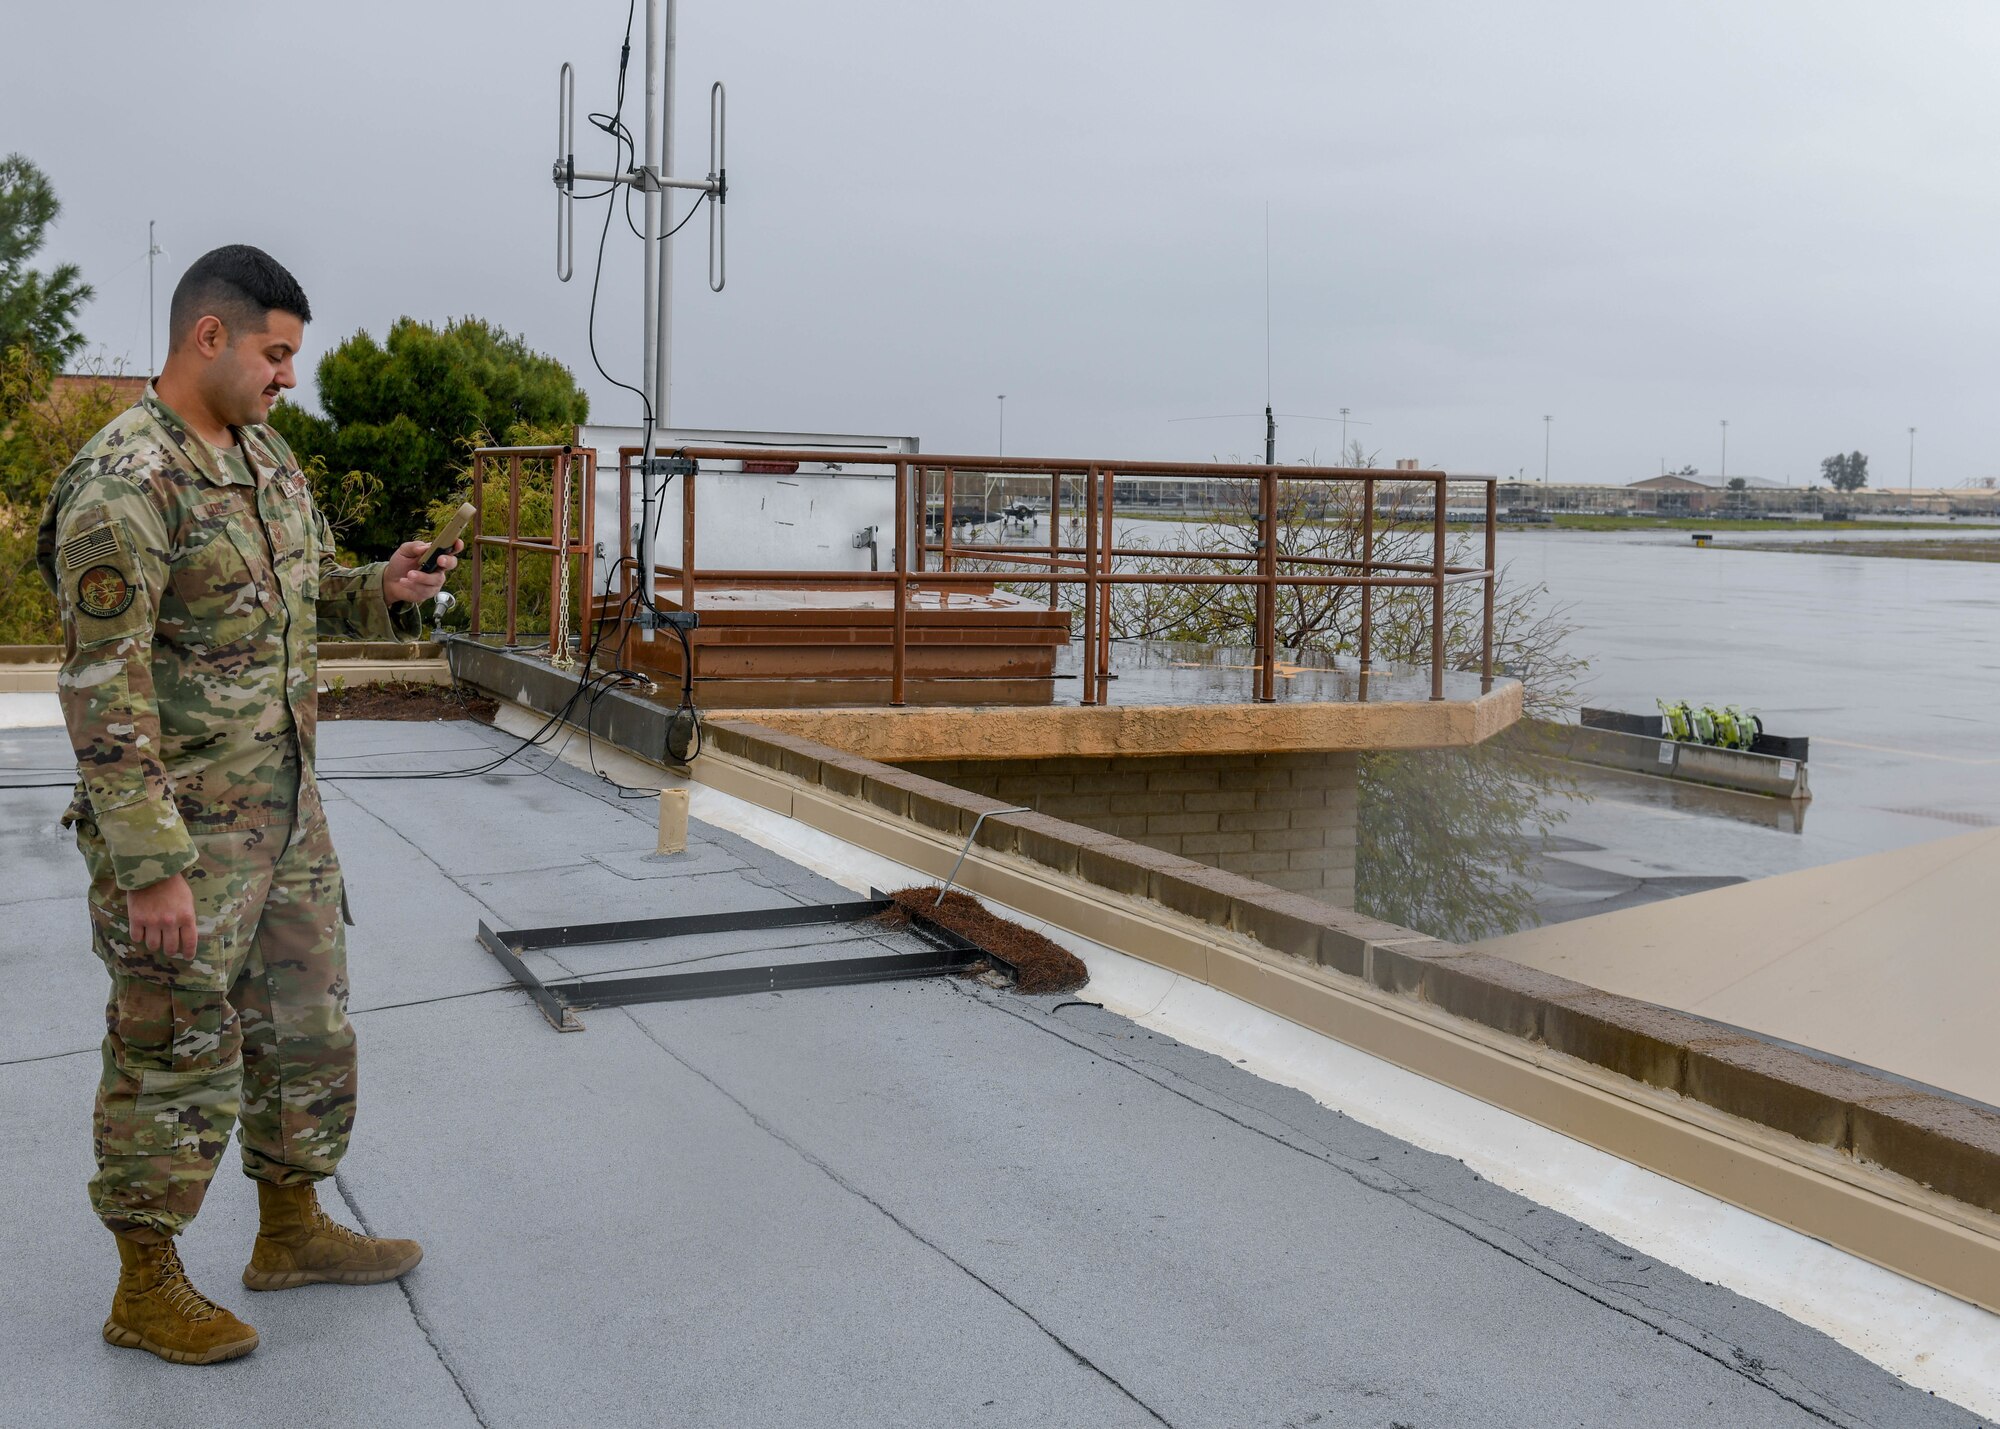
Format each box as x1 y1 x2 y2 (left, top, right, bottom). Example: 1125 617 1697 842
897 752 1359 904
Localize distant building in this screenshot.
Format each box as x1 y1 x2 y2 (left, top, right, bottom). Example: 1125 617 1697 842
1624 474 1709 510
1497 470 1999 518
1625 472 1780 513
1627 474 1710 494
45 372 147 418
50 373 147 409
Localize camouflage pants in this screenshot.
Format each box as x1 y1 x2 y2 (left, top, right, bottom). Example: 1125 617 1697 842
78 814 356 1238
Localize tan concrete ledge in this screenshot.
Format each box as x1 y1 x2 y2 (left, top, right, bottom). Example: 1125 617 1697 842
718 678 1522 763
1 641 442 662
321 640 447 663
1 642 445 693
319 657 451 689
692 715 2000 1313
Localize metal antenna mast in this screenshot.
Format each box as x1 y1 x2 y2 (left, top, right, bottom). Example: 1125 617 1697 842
552 0 729 625
1173 211 1378 465
1176 212 1378 466
656 0 677 422
1264 202 1273 465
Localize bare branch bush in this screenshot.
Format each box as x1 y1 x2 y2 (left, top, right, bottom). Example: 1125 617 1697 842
975 469 1588 941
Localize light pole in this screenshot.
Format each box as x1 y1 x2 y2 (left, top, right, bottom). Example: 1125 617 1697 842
1542 414 1553 485
147 220 163 376
997 395 1005 457
1339 407 1350 458
1719 419 1729 482
1908 426 1917 501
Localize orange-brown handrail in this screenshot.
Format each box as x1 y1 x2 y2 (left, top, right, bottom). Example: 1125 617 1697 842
576 445 1501 706
465 445 596 660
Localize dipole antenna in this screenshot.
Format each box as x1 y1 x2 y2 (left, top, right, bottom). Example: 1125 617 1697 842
551 0 730 629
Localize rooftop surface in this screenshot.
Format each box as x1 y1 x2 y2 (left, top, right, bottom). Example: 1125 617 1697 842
0 713 1988 1427
1481 823 2000 1108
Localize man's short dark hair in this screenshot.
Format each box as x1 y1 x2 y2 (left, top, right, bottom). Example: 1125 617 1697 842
167 245 311 351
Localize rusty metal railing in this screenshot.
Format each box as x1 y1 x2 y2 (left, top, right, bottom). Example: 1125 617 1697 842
465 445 597 660
593 447 1499 707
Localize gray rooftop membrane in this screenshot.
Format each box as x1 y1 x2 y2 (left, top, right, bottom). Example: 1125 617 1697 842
0 718 1986 1428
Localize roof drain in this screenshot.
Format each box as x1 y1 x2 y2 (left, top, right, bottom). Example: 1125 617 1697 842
476 896 1017 1032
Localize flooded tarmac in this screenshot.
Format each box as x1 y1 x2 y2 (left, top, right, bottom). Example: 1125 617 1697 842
1496 527 2000 912
1083 515 2000 923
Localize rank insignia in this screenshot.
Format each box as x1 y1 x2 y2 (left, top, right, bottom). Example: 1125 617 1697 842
76 565 136 619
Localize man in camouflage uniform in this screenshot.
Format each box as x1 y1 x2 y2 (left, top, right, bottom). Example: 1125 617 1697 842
38 245 458 1365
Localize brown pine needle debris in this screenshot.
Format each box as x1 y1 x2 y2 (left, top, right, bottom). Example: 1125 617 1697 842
880 886 1089 995
319 680 498 723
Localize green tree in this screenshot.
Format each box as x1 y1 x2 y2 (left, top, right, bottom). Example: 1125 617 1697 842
0 348 132 642
0 155 93 367
0 346 128 506
271 316 588 558
1820 451 1868 492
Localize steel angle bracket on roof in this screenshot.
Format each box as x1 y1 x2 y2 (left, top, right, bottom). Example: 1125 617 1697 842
475 898 1016 1032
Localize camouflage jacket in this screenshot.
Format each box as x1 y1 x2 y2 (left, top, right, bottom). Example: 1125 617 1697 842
37 386 419 890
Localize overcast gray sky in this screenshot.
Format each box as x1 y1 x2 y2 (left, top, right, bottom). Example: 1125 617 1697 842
7 0 1998 485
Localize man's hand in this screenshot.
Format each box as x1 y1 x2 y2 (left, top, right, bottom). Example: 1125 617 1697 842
383 539 461 606
128 874 198 959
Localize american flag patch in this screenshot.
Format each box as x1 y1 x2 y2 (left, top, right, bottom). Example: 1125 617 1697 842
59 524 120 571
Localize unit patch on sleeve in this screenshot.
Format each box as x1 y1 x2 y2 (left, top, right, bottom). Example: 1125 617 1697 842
75 565 136 619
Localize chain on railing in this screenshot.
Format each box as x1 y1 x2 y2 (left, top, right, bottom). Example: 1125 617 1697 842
549 473 576 669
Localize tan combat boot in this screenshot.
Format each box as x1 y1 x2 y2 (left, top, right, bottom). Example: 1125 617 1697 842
104 1230 260 1364
242 1180 423 1291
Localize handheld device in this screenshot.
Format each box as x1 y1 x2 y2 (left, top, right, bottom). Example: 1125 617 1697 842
419 503 476 573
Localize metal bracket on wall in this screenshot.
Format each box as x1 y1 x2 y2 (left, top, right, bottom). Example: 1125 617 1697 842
475 897 1016 1032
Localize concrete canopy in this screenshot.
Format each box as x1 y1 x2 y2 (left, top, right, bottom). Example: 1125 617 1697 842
721 678 1522 763
1479 826 2000 1108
